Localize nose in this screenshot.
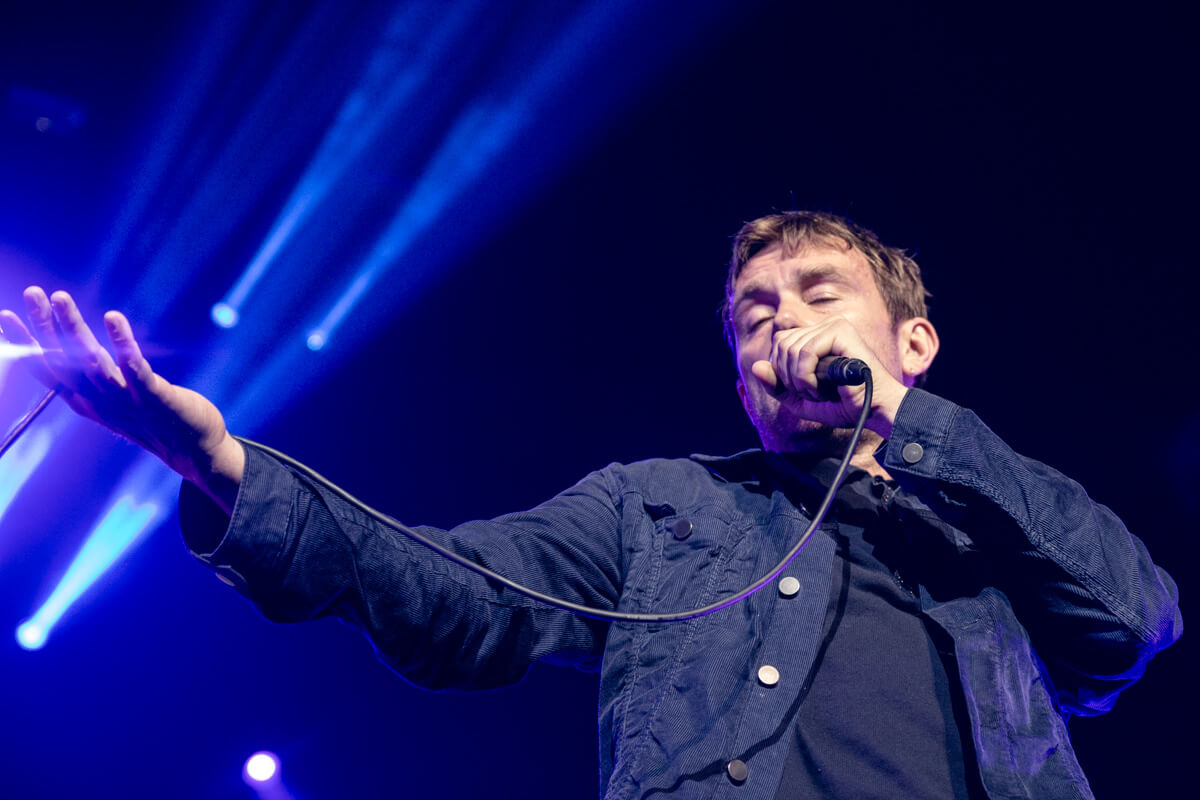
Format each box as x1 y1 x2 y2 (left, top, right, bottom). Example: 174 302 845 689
773 299 813 332
775 308 800 330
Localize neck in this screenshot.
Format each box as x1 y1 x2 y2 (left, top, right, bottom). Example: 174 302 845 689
849 429 892 480
768 426 895 481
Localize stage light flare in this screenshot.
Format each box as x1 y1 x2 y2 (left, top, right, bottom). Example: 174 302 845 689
0 342 46 361
210 302 239 328
242 750 296 799
244 752 279 783
16 620 46 650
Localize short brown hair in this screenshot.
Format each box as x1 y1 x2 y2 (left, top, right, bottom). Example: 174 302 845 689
721 211 930 348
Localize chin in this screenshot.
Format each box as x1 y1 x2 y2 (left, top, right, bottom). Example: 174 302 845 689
747 396 855 455
754 412 838 454
779 425 846 454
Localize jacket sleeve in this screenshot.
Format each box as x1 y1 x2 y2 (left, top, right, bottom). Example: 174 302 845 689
878 389 1182 716
178 442 623 691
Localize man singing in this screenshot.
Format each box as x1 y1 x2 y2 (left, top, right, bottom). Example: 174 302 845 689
1 211 1180 798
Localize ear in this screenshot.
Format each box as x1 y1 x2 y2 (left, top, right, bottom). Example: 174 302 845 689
736 377 750 415
896 317 939 385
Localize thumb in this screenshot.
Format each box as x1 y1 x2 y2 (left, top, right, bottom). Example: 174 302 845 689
751 360 783 395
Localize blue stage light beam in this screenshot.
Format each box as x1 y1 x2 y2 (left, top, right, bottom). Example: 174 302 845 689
15 456 175 649
0 425 53 527
3 1 742 655
90 0 255 288
123 1 379 323
213 0 482 328
226 0 717 415
16 496 157 649
300 0 636 351
128 0 739 431
304 99 524 349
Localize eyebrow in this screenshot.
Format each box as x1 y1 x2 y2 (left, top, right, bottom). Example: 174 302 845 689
733 263 856 309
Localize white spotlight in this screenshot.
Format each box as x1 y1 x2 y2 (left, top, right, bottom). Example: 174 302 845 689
244 751 279 783
211 302 240 328
16 620 47 650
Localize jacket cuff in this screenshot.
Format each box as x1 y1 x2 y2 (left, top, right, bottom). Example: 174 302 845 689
178 442 295 592
876 388 960 480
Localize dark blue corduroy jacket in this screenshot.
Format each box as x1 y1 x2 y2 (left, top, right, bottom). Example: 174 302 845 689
181 389 1181 799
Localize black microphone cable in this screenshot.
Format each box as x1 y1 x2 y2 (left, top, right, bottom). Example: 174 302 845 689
0 386 60 460
7 361 872 624
237 359 873 623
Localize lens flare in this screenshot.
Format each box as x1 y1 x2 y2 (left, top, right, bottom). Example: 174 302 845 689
0 342 45 361
210 302 239 328
244 751 279 783
16 620 46 650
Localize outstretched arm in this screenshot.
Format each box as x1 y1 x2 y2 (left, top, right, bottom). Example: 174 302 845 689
0 287 244 514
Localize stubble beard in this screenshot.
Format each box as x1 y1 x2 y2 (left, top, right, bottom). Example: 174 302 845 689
753 404 883 460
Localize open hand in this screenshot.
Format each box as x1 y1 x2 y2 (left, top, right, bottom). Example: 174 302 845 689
0 287 243 512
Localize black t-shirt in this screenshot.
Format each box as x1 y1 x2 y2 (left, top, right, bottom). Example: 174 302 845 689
770 462 985 800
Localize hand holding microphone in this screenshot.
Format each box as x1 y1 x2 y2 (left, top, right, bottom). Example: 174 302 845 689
748 316 910 439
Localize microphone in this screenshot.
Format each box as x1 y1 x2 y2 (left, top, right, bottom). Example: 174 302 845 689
816 356 869 386
762 356 871 399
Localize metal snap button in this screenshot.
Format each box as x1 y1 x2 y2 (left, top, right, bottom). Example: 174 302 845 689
757 664 780 686
670 518 694 540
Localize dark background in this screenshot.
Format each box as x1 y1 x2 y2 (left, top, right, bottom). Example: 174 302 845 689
0 1 1194 797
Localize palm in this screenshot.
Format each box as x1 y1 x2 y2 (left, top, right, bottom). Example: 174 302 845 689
0 288 236 490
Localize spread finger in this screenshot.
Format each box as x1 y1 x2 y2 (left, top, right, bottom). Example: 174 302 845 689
23 287 65 365
105 311 157 400
49 291 127 390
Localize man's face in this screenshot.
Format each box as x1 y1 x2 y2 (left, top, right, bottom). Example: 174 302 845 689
730 242 907 451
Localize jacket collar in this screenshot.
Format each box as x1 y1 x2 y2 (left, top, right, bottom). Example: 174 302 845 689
690 448 844 487
688 448 768 484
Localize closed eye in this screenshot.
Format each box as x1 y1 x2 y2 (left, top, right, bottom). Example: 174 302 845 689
741 314 776 333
